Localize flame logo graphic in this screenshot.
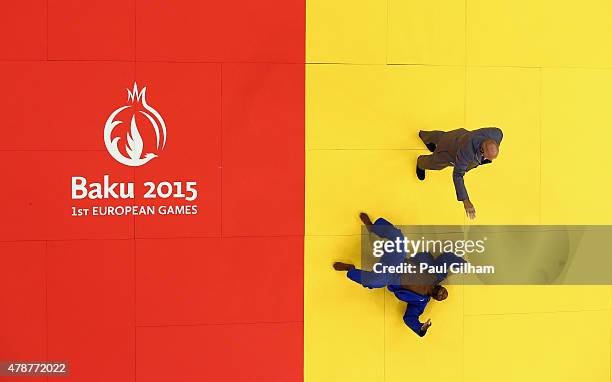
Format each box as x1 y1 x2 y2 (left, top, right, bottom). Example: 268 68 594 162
104 83 167 167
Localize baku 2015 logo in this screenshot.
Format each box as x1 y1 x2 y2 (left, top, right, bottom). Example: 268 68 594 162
104 83 167 167
71 82 198 217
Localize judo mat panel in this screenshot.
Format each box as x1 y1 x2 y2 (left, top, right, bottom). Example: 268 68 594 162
0 242 47 362
135 237 303 326
464 286 612 316
304 235 385 382
135 0 303 63
464 311 611 381
46 240 136 382
48 0 135 60
221 63 305 236
306 0 387 64
541 68 612 224
0 0 46 60
387 0 465 65
467 0 612 68
135 323 303 382
466 0 546 67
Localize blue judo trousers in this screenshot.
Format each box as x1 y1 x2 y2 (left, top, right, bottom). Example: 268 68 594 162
347 218 465 336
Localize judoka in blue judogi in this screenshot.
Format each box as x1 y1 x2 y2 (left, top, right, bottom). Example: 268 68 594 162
333 213 465 337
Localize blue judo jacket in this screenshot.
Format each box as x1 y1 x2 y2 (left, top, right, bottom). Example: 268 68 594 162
346 218 464 336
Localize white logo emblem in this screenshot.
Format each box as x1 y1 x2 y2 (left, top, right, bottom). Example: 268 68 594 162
104 83 167 167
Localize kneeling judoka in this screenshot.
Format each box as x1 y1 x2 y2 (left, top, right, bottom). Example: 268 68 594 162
333 213 464 337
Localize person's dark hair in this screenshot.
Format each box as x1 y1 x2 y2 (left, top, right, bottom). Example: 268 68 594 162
431 285 448 301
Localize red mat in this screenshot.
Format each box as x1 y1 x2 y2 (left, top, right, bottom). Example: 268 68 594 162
0 1 304 381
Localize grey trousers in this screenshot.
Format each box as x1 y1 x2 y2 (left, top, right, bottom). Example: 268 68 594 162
417 130 454 170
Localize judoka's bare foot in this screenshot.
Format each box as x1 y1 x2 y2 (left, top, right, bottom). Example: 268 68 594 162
333 262 355 271
359 212 373 231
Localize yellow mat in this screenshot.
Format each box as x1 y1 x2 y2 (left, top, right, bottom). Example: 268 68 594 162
306 1 612 381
